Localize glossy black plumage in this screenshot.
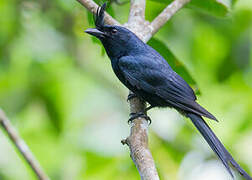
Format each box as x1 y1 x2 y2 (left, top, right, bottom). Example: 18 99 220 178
85 3 252 179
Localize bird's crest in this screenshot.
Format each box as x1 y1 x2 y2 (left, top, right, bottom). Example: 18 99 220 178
94 3 107 30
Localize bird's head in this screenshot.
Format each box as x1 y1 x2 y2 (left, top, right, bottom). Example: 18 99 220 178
85 3 145 58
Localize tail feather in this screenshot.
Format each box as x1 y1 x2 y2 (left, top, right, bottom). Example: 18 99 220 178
187 113 252 180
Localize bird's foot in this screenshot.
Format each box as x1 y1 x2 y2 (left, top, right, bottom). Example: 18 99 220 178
127 93 138 102
145 105 153 112
128 112 151 125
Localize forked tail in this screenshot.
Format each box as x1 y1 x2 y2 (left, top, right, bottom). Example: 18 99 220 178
187 113 252 180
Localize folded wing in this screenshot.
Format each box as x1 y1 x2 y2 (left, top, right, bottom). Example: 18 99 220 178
118 55 217 120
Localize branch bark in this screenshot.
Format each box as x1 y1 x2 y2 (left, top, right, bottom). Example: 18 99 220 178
128 0 146 24
77 0 190 179
148 0 190 39
121 118 159 180
121 93 160 180
0 109 50 180
125 0 150 41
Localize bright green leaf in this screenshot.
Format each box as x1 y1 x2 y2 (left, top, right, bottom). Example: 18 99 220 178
188 0 231 17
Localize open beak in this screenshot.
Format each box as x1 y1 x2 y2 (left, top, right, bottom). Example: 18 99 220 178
85 28 105 38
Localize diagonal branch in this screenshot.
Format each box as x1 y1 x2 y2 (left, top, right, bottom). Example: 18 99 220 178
121 94 160 180
76 0 120 25
121 118 159 180
0 109 50 180
128 0 146 24
149 0 190 38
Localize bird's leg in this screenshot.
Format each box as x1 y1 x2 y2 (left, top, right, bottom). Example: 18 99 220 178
127 93 152 124
144 105 153 113
128 112 152 125
127 93 138 102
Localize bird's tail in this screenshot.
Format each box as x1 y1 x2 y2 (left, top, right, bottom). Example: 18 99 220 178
187 113 252 180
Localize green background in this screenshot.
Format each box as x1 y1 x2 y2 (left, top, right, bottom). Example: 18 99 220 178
0 0 251 179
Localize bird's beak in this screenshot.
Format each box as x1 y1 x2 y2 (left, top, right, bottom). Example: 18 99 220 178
85 28 105 38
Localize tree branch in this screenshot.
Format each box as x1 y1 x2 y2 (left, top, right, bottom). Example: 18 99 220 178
0 109 50 180
76 0 120 25
148 0 190 38
125 0 151 41
121 94 160 180
128 0 146 24
123 1 160 179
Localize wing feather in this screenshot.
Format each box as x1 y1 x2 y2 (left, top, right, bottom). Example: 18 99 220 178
119 56 217 120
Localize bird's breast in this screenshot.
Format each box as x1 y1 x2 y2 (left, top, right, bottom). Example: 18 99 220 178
111 60 127 85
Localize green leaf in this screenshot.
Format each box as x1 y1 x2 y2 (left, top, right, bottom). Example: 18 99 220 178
148 0 232 17
147 38 200 94
87 11 95 26
188 0 231 17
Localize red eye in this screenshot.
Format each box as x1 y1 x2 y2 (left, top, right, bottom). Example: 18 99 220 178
111 28 117 34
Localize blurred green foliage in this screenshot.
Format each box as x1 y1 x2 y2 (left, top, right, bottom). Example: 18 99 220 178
150 0 232 17
0 0 251 179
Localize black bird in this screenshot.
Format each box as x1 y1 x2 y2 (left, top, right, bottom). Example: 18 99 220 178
85 3 252 179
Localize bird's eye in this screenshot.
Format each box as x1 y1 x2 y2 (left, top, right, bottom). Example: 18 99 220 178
111 28 117 34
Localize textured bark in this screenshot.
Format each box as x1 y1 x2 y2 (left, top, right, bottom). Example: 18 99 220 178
121 94 160 180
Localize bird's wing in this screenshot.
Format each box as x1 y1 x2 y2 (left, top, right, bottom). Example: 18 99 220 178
118 55 217 120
